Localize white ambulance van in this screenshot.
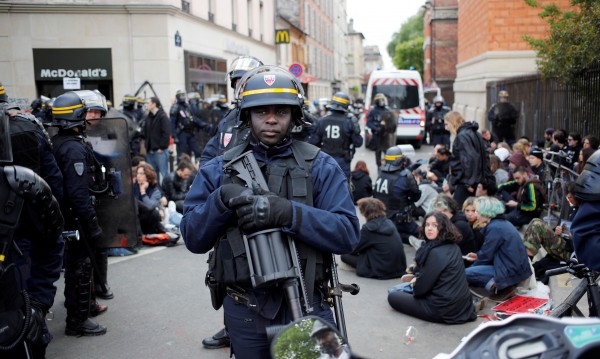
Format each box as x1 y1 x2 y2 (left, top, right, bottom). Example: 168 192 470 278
364 70 426 148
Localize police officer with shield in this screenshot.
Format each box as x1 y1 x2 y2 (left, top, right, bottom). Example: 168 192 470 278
0 103 65 358
373 146 421 244
181 66 359 359
50 91 108 336
310 92 363 178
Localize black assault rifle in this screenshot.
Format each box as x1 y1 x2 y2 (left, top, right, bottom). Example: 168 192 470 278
224 151 312 320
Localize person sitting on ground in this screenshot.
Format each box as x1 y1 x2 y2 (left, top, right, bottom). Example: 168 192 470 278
161 160 194 213
493 147 511 172
512 138 531 158
387 212 477 324
341 198 406 279
522 183 579 282
421 194 476 258
462 197 484 250
527 147 545 178
133 163 168 234
508 151 533 177
350 160 372 204
497 166 545 228
489 154 509 185
575 147 595 174
582 135 599 150
481 129 498 154
427 146 450 188
464 196 532 301
412 168 439 219
475 180 498 198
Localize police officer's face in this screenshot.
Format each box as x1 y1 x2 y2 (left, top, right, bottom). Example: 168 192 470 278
86 109 102 120
249 105 292 146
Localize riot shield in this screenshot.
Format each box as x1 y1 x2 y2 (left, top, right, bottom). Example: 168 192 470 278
85 117 138 248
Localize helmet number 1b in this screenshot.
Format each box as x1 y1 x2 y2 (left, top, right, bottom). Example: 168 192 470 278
325 125 340 139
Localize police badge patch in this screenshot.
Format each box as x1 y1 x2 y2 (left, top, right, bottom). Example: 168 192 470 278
74 162 85 176
264 75 276 86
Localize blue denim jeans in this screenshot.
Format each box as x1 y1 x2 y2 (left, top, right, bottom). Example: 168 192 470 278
465 264 495 291
146 150 169 185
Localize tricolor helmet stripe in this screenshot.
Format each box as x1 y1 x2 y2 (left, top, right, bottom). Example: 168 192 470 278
242 88 299 96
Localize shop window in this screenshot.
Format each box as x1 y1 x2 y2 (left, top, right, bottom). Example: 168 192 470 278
181 0 190 13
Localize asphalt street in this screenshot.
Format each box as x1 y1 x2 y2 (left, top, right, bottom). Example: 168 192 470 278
44 141 496 359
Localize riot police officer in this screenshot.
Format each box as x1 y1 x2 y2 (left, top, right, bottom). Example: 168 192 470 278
119 93 143 156
199 55 264 165
181 65 359 359
170 89 204 158
426 95 451 147
0 110 65 358
50 91 108 336
366 93 397 169
373 146 421 243
310 91 363 178
487 90 518 146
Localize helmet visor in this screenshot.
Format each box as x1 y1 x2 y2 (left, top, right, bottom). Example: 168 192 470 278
74 90 108 114
228 56 263 75
0 107 13 163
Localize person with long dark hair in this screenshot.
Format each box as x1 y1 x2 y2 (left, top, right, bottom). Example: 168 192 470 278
350 160 372 204
387 212 476 324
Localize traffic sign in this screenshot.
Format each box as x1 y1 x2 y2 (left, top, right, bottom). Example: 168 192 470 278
288 63 304 78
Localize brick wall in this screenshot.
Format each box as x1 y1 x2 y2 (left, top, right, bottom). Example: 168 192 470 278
458 0 573 63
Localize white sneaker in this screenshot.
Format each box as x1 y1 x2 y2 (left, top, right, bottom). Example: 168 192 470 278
409 235 424 251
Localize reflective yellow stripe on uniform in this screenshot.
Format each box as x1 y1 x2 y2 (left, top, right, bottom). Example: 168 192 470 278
332 96 349 104
242 88 298 96
53 103 84 114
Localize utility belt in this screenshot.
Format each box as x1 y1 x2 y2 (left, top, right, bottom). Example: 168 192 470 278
225 286 250 307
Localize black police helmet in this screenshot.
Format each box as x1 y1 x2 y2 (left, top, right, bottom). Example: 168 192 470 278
227 56 264 89
30 97 43 111
382 146 406 171
330 91 350 112
0 82 8 103
374 93 387 108
51 91 87 129
122 93 136 108
574 150 600 201
236 65 308 126
175 89 187 103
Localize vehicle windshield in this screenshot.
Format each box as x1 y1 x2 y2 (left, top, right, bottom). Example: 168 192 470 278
372 84 420 110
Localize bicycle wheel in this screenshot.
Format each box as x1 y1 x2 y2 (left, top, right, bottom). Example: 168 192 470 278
550 279 588 318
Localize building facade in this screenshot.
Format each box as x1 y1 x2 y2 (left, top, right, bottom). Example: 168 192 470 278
423 0 457 106
346 19 365 100
0 0 276 109
453 0 572 126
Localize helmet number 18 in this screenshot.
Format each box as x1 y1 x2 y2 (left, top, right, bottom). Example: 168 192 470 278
325 125 340 139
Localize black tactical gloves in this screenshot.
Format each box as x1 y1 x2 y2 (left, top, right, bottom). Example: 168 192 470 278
86 217 103 242
229 194 293 233
27 299 48 346
220 183 250 207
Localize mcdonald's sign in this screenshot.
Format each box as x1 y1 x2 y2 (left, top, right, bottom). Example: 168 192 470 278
275 29 290 44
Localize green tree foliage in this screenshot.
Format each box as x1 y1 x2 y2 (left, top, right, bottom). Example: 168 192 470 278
387 10 424 74
272 319 320 359
523 0 600 82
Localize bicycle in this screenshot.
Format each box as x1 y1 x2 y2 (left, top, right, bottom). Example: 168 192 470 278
544 257 600 318
541 151 579 224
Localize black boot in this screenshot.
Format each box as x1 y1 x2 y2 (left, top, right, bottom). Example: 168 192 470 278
202 328 230 349
65 317 107 336
95 284 114 300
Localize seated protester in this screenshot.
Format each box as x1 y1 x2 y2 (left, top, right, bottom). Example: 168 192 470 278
427 146 450 187
522 184 579 282
481 129 498 154
565 133 582 168
493 147 511 171
547 129 567 159
413 169 439 219
508 151 533 176
489 154 509 185
429 194 476 256
133 163 168 234
527 147 545 178
162 160 195 213
582 134 599 150
341 198 407 279
463 197 484 251
575 147 595 174
475 180 498 198
512 138 531 157
539 127 554 149
497 166 545 228
350 160 372 204
464 196 532 301
388 212 477 324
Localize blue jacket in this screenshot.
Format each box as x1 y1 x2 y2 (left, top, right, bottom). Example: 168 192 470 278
181 139 360 255
572 201 600 271
473 216 532 289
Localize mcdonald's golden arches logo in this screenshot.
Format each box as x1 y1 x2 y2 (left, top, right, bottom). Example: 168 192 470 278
275 29 290 44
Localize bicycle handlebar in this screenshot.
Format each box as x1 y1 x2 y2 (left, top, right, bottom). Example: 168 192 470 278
545 263 588 278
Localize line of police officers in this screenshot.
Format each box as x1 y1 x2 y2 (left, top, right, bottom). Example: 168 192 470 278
1 82 114 358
